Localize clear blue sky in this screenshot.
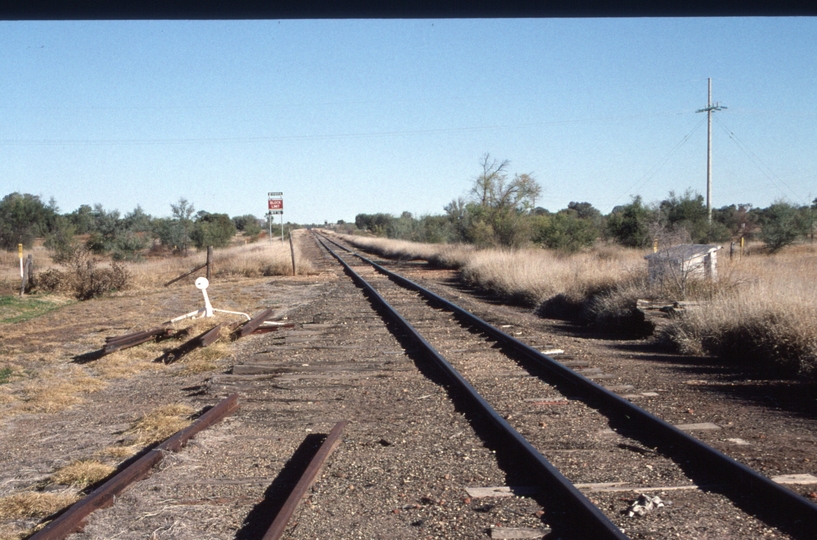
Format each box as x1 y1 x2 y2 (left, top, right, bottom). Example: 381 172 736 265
1 18 815 224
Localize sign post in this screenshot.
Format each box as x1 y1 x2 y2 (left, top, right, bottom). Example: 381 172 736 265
18 244 24 296
268 192 284 242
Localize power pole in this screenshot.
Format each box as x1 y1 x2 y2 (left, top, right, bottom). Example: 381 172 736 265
696 78 727 227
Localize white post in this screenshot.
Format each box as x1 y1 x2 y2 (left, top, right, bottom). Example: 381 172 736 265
706 78 713 225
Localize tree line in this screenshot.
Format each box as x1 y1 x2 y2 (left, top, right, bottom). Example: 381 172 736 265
351 154 817 253
0 194 267 260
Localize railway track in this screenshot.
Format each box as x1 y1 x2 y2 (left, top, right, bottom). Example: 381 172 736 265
24 229 816 539
306 231 817 538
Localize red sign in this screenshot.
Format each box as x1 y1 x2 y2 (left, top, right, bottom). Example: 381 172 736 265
268 199 283 210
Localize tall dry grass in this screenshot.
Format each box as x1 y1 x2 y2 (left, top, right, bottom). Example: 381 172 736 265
127 236 313 289
660 246 817 377
334 234 475 268
336 233 644 306
0 234 313 296
336 233 817 377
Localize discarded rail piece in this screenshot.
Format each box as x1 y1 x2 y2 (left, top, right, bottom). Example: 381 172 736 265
103 326 175 354
262 421 348 540
158 321 235 364
30 394 240 540
235 307 275 338
159 308 290 363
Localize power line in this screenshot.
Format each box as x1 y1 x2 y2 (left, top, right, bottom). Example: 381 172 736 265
0 110 693 147
713 115 806 204
610 115 706 206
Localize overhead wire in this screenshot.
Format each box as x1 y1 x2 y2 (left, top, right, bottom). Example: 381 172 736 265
608 115 706 207
0 109 693 147
713 115 806 204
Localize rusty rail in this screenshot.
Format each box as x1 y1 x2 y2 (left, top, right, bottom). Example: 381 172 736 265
235 307 275 338
158 321 241 364
31 394 240 540
103 327 174 354
262 421 348 540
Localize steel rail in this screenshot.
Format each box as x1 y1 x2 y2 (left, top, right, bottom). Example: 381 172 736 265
315 234 628 539
31 394 240 540
317 232 817 533
262 421 348 540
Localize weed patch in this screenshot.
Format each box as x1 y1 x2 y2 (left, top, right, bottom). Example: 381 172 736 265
0 296 69 324
50 460 116 489
0 491 79 520
123 403 195 446
36 250 130 300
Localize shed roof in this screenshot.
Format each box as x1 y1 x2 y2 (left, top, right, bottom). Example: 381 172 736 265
644 244 722 261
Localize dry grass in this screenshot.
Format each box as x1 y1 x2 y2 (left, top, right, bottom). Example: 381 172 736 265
336 233 643 307
50 460 116 489
127 234 311 289
123 403 195 446
0 491 79 520
335 234 474 266
336 234 817 377
96 445 141 460
19 370 107 414
89 346 165 379
0 234 308 297
660 246 817 377
176 340 232 375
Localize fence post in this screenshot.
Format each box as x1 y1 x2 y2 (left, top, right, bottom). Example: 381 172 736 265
206 246 213 281
289 234 296 276
21 254 32 295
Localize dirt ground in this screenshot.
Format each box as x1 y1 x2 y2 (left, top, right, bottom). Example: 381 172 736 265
1 234 816 539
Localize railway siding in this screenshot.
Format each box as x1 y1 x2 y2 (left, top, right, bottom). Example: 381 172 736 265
3 230 815 539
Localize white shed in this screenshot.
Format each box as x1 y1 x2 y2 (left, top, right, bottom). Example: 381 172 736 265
644 244 722 284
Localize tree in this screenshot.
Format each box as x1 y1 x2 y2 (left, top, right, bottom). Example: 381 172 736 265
155 198 196 253
44 215 78 262
0 193 57 250
191 212 236 249
465 153 543 247
443 197 471 242
607 196 653 247
67 204 95 235
470 154 541 213
470 154 510 207
657 190 710 243
759 200 806 251
123 205 153 233
712 203 759 240
533 211 598 253
171 198 195 222
355 213 393 236
233 214 263 240
85 204 123 253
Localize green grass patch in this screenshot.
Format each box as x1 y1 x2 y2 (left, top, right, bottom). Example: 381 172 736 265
0 367 11 384
0 296 68 324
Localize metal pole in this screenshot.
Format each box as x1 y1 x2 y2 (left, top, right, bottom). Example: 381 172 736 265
280 214 284 243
